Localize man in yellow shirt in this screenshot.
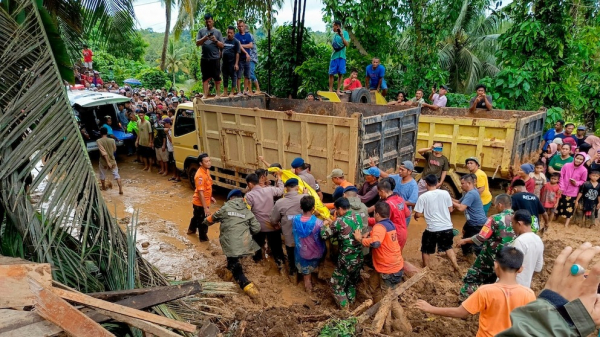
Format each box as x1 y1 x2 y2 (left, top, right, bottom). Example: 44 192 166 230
466 157 492 214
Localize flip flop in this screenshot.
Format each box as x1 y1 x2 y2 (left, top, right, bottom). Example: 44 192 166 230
168 177 176 181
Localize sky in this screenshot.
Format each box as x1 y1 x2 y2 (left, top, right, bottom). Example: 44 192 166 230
133 0 328 33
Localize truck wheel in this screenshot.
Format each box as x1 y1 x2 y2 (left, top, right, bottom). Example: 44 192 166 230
440 181 458 200
350 88 372 104
186 163 199 190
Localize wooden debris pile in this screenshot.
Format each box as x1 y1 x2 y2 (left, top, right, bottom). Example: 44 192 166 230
0 256 222 337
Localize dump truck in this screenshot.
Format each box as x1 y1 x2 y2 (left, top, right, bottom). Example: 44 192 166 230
416 107 547 198
171 95 420 194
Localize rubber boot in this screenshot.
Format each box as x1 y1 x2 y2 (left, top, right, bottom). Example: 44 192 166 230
243 282 259 299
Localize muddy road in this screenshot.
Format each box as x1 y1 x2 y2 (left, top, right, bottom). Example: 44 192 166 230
99 154 600 336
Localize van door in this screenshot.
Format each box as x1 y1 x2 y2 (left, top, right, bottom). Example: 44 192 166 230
172 107 199 170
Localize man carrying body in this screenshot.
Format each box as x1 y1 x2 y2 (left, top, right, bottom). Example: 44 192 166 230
97 127 123 194
416 142 449 195
221 26 240 97
511 179 548 232
328 168 354 202
344 186 370 258
468 84 493 113
365 58 387 97
378 161 418 227
187 153 216 241
510 209 543 288
369 178 411 250
328 20 350 95
196 13 224 98
235 20 253 95
270 178 304 279
422 85 448 110
456 193 516 299
343 69 362 91
452 174 489 256
291 157 323 200
358 167 380 207
414 174 459 272
245 173 285 269
465 157 493 214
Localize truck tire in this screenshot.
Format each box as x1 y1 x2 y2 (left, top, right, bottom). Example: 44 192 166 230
186 162 199 190
350 88 371 104
440 181 458 200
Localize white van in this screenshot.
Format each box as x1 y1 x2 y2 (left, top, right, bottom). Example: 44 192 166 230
67 90 133 152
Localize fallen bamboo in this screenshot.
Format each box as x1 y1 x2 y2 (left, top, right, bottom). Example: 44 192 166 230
51 288 196 332
350 299 373 316
358 267 428 323
371 293 393 333
29 279 114 337
93 308 181 337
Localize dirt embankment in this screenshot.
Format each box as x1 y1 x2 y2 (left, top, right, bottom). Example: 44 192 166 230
101 155 600 336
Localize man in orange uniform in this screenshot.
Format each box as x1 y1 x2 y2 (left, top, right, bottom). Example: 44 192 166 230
187 153 216 241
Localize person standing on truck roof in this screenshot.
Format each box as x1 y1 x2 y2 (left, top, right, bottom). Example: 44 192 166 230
245 172 286 270
187 153 216 242
196 13 224 98
235 19 253 96
221 26 241 97
465 157 493 214
406 89 425 107
540 119 565 151
452 174 489 257
422 85 448 110
365 58 387 97
328 20 350 95
270 178 304 279
343 69 362 91
377 161 419 227
468 84 493 113
417 142 450 196
359 167 380 207
291 157 324 200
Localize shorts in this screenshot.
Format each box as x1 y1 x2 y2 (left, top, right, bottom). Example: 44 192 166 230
381 269 404 290
138 145 153 158
99 164 120 180
483 202 492 215
369 78 387 90
221 62 237 88
83 61 93 69
201 58 221 82
168 151 175 164
155 147 168 162
329 58 347 75
237 60 251 79
420 229 454 254
250 61 257 81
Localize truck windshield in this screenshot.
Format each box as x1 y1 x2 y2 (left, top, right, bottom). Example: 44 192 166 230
174 109 195 136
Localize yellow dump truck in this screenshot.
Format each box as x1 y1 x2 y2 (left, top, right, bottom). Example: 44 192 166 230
416 107 547 197
171 95 420 194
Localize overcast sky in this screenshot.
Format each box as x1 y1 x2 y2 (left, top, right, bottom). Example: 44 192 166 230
133 0 328 33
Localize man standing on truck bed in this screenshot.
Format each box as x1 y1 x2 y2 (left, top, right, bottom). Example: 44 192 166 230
465 157 493 215
365 58 387 97
328 20 350 95
187 153 216 241
468 84 493 113
417 142 449 196
196 13 224 98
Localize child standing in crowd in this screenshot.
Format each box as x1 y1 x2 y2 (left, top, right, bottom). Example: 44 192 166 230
292 196 326 293
575 170 600 226
416 247 536 337
530 161 546 198
540 172 560 224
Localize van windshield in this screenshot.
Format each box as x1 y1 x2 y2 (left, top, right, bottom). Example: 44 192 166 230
174 109 195 136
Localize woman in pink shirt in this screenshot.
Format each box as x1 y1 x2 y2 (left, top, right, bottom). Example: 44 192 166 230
556 153 588 227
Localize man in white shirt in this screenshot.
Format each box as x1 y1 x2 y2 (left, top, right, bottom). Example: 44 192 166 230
511 209 544 287
414 174 460 272
423 85 448 110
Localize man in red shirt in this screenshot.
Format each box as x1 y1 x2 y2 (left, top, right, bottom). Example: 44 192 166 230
343 69 362 91
82 44 93 70
367 178 410 249
187 153 216 241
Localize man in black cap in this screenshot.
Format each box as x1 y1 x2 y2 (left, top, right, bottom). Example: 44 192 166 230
196 13 225 98
270 178 304 279
423 85 448 110
469 84 493 113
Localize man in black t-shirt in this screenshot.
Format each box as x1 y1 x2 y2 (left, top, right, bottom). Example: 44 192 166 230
511 179 548 232
469 84 493 113
221 26 241 96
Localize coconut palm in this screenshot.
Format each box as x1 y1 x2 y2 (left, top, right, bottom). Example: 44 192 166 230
437 0 510 93
159 0 175 71
165 38 189 85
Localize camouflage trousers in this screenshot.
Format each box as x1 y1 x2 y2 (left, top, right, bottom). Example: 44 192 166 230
330 255 364 308
459 249 498 300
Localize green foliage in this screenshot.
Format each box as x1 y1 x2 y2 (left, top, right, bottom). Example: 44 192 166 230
295 43 331 97
319 318 358 337
446 93 472 108
545 107 565 130
93 50 149 84
139 68 170 89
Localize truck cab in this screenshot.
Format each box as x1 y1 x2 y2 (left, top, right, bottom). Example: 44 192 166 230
171 102 201 185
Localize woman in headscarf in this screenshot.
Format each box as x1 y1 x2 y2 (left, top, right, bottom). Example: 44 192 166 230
509 163 536 194
292 195 325 293
556 153 588 227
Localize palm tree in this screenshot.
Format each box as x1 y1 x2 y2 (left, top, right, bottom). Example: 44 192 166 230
165 38 189 84
437 0 510 93
159 0 175 71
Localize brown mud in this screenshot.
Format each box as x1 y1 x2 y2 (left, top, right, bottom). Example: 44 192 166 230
100 154 600 336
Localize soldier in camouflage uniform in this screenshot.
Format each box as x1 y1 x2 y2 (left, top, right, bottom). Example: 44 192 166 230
456 194 516 300
321 197 364 309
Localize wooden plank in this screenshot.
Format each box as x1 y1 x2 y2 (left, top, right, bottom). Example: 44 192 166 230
0 263 52 308
0 309 45 332
93 308 181 337
85 281 203 302
0 320 62 337
29 279 114 337
51 288 196 332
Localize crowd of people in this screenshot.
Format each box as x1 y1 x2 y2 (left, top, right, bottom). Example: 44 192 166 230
185 115 600 336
